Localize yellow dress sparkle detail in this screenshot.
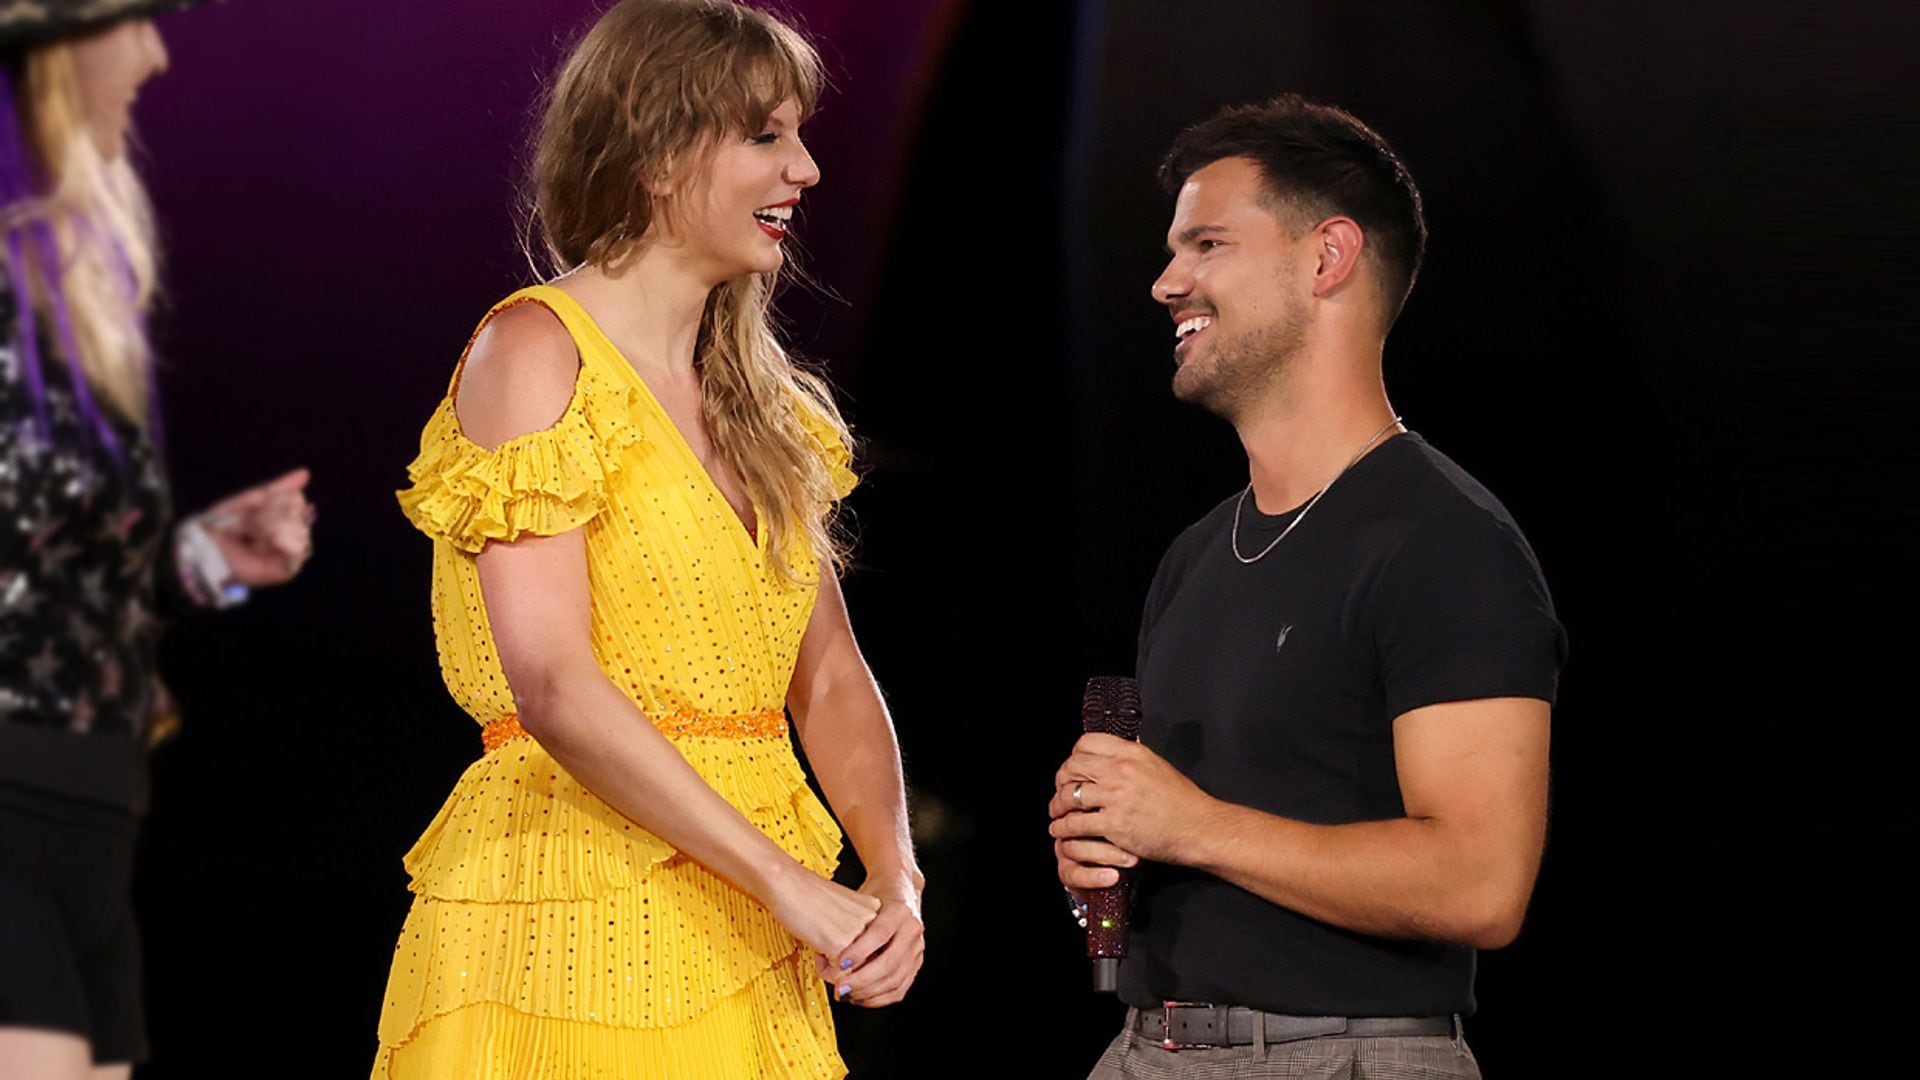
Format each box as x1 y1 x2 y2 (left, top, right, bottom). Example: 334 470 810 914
373 286 858 1079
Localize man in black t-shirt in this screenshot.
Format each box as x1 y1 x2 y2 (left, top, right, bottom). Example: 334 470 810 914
1049 97 1566 1078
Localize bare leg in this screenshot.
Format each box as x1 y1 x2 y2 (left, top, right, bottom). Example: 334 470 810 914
90 1064 131 1080
0 1028 91 1080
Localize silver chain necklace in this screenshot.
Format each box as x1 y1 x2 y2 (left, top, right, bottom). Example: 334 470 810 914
1229 416 1405 564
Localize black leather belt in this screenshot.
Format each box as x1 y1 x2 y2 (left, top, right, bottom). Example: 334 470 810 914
1135 1004 1456 1050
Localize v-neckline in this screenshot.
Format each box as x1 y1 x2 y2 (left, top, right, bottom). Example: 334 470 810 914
542 286 765 554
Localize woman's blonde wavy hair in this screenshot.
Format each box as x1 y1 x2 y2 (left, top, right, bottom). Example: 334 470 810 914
530 0 853 582
13 42 160 425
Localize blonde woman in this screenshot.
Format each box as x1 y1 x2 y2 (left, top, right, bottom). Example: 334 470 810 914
373 2 924 1075
0 4 315 1078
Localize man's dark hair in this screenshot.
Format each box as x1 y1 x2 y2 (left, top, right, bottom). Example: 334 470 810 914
1160 94 1427 329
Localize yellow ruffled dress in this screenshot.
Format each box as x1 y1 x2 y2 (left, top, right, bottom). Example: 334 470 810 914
372 286 858 1079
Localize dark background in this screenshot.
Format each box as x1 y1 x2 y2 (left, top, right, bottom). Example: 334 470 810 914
122 1 1893 1075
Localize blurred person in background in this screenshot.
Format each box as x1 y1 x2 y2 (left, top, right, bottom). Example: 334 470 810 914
0 3 314 1077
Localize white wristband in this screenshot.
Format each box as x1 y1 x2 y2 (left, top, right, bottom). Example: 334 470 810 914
175 516 248 609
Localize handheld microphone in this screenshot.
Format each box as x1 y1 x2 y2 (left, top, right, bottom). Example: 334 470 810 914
1080 675 1141 993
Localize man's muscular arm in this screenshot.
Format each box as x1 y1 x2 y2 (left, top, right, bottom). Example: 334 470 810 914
1049 696 1549 950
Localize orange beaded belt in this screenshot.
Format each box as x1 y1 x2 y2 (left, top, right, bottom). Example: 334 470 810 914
480 707 787 752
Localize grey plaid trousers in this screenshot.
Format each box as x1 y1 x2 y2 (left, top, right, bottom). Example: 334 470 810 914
1086 1009 1482 1079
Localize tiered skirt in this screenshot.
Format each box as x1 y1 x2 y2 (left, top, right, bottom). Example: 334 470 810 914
371 732 847 1079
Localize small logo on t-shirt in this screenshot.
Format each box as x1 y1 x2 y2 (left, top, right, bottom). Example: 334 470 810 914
1275 624 1293 652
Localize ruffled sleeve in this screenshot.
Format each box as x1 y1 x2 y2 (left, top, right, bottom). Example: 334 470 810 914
396 369 643 552
794 395 858 501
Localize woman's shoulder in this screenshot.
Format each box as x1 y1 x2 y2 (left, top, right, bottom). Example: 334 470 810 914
454 298 585 451
398 293 644 551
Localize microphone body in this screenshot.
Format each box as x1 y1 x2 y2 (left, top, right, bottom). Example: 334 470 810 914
1080 676 1141 993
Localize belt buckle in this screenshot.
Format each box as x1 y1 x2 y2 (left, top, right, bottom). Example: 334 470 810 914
1157 1001 1226 1051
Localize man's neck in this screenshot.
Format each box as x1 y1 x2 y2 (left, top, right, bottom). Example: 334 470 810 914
1235 339 1399 515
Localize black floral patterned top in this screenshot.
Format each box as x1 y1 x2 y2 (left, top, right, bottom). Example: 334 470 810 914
0 279 174 816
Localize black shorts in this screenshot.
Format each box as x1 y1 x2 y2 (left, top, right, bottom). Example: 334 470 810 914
0 800 147 1065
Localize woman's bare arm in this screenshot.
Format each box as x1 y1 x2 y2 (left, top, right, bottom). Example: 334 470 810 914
786 573 924 1005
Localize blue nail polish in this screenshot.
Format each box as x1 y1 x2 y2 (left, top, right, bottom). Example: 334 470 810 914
837 983 851 998
839 957 854 970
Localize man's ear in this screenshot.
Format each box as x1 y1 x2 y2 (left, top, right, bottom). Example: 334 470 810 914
1312 217 1366 298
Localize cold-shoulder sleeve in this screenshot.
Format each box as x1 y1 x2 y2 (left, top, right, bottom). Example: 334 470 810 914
396 369 642 552
794 394 858 501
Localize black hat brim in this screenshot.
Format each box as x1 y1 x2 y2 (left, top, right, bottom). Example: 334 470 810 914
1 1 215 54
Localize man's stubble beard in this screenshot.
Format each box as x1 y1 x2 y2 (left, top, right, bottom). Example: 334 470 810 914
1172 291 1310 425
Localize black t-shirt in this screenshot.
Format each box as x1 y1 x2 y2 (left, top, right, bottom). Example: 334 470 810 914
1117 432 1567 1018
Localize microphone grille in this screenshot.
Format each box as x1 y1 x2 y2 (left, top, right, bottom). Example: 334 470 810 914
1082 676 1141 739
